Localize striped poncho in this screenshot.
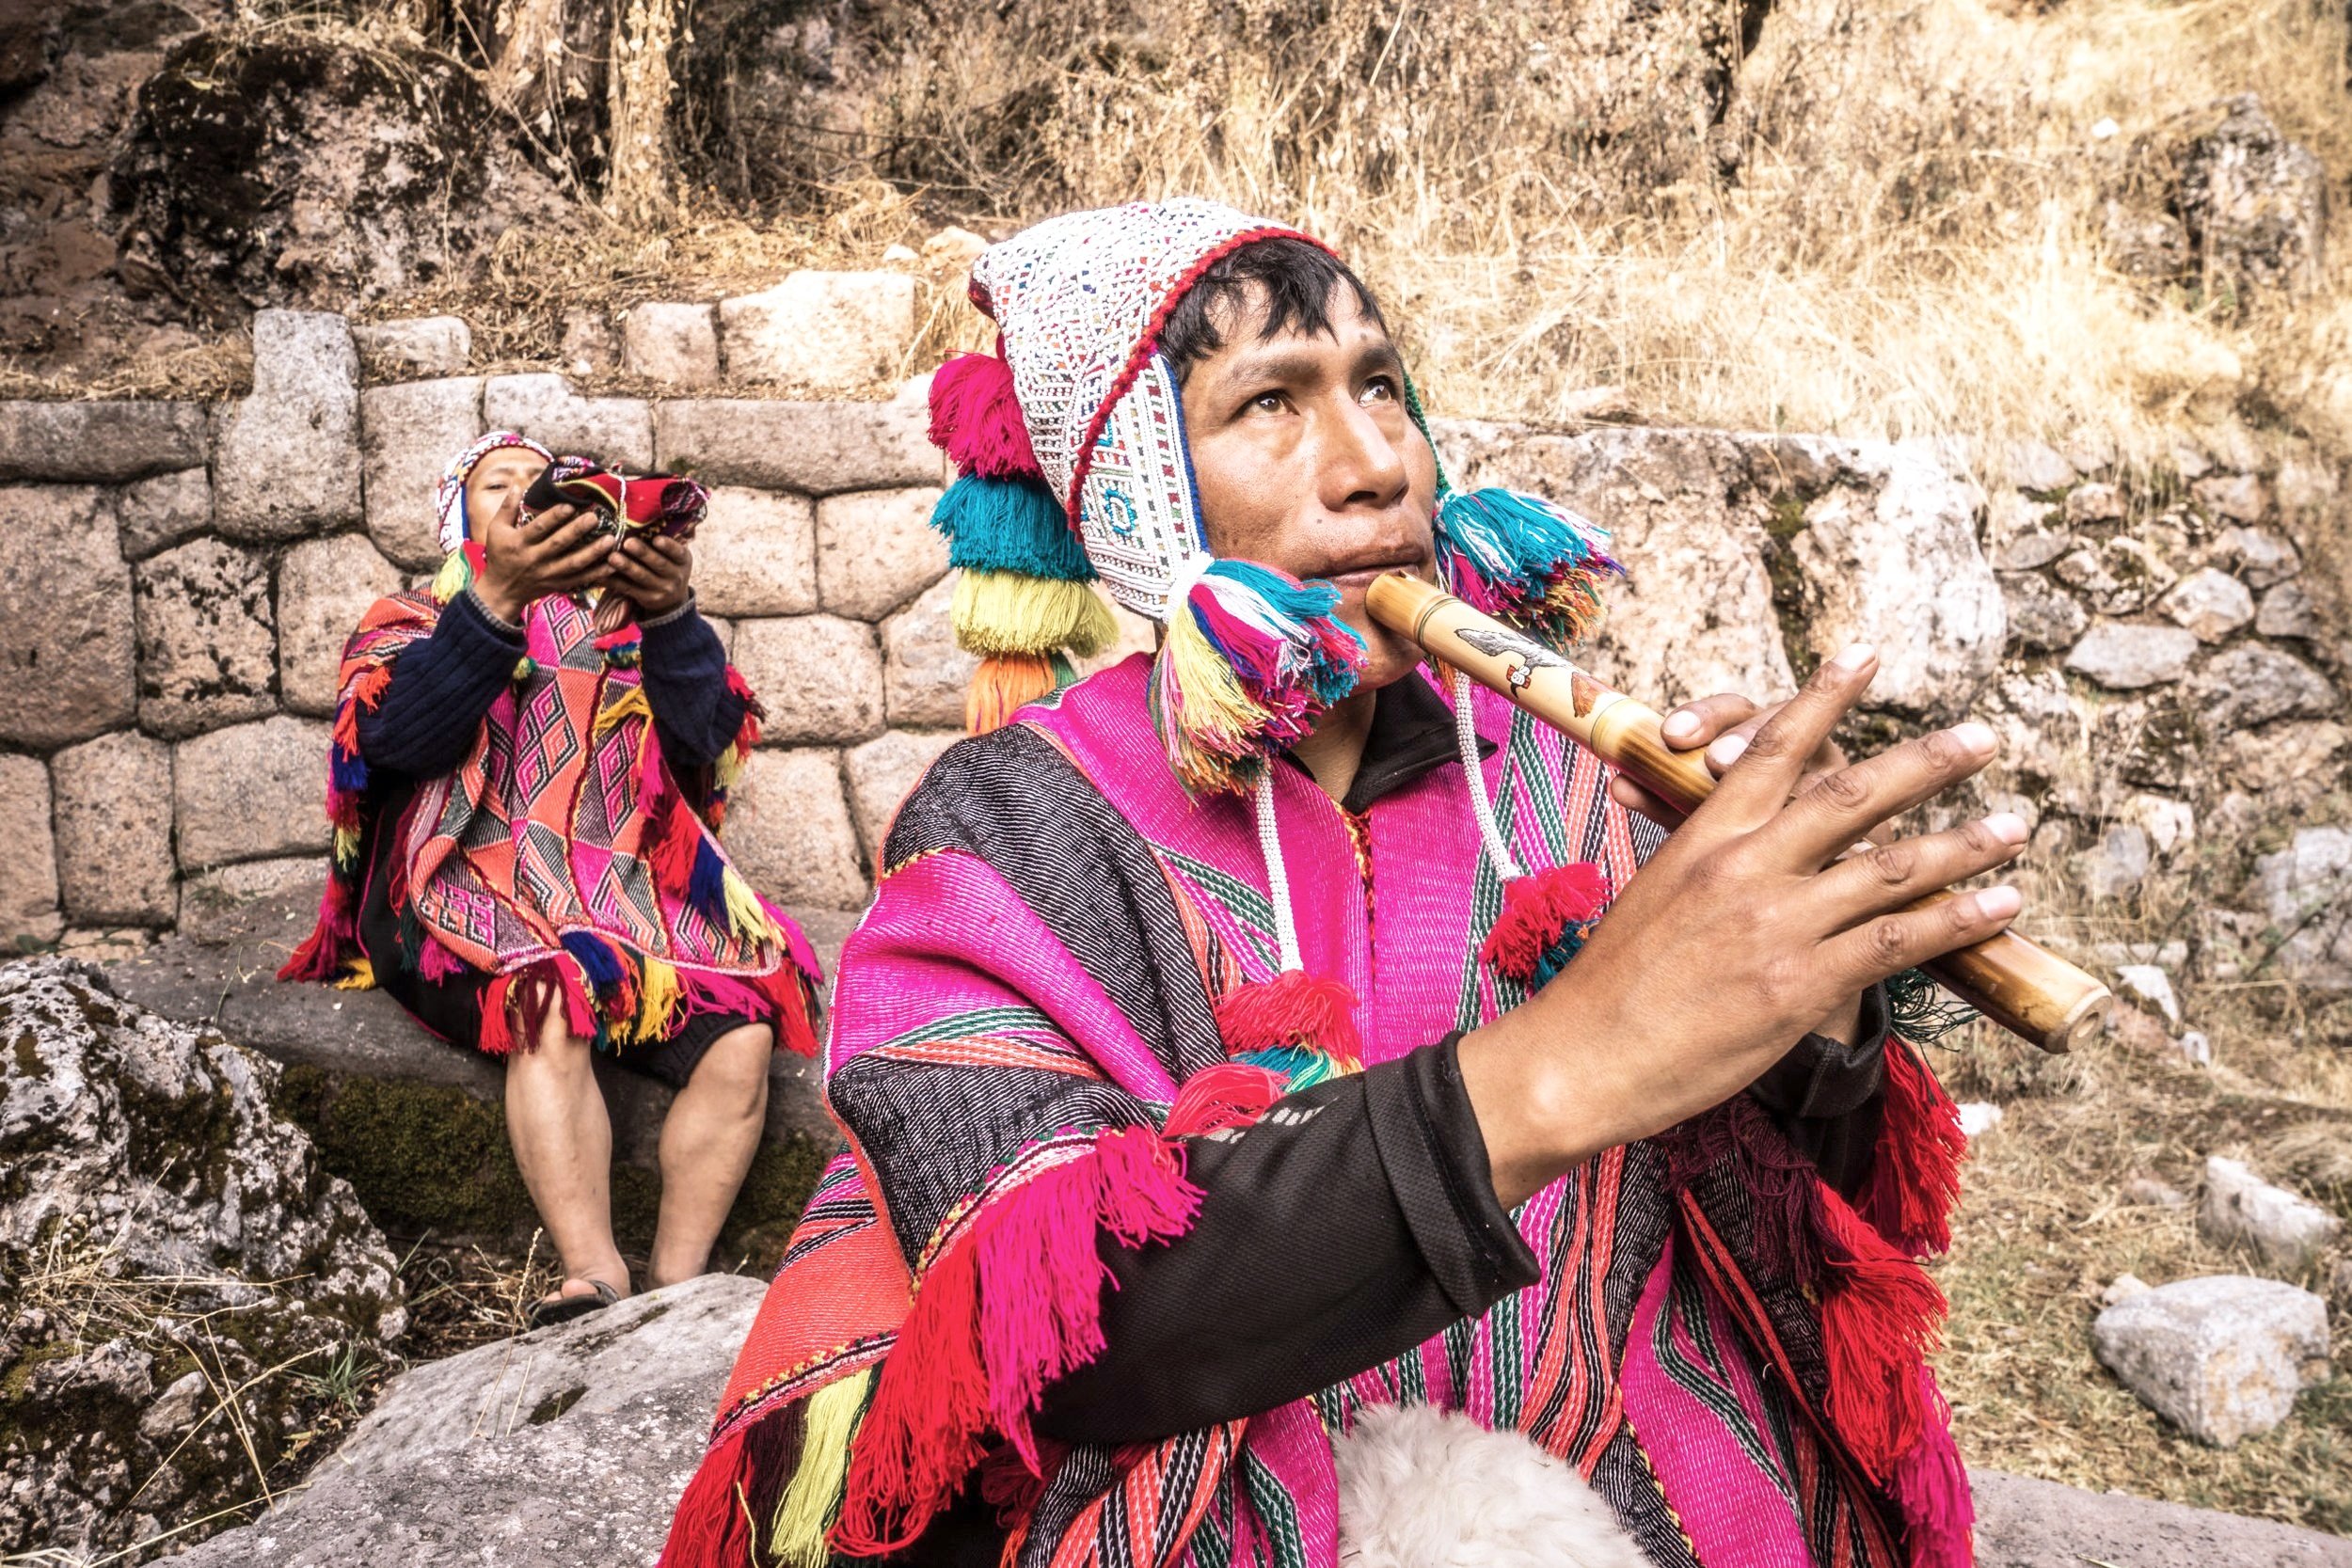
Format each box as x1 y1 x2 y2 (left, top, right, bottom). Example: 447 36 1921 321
661 655 1972 1568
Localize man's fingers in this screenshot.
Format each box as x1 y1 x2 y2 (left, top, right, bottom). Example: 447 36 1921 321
1823 884 2023 993
1766 721 1998 866
1608 773 1683 828
1704 645 1876 822
518 502 580 543
1658 694 1760 751
548 532 618 578
1809 813 2027 925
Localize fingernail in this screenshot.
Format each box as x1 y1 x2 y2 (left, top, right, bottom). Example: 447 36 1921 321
1953 721 1997 755
1975 885 2022 920
1832 643 1876 672
1661 712 1701 743
1984 812 2028 845
1708 734 1749 768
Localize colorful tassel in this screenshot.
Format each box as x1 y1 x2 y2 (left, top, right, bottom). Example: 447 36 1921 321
769 1370 874 1567
331 957 376 991
1433 485 1621 646
431 540 484 605
1165 1062 1286 1138
1214 970 1363 1066
418 934 466 982
1861 1039 1969 1259
1149 559 1366 794
951 570 1116 658
687 836 731 925
1892 1369 1976 1568
1481 861 1611 987
965 653 1060 735
931 473 1092 581
595 682 653 736
1816 1187 1948 1485
722 866 787 947
928 350 1041 480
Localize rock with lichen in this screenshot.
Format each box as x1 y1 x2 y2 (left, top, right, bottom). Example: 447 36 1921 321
0 958 405 1558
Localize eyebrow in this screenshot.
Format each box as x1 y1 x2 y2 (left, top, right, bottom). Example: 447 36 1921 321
1209 333 1404 393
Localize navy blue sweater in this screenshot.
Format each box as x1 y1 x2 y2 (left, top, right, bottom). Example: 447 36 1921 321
355 590 746 780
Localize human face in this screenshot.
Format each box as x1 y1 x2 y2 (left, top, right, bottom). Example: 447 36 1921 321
1179 288 1438 690
464 446 548 535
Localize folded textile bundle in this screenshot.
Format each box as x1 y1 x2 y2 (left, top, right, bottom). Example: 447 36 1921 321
523 455 709 541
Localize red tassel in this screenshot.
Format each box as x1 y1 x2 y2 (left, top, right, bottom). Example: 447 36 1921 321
478 972 520 1055
1167 1063 1285 1137
1815 1187 1947 1484
928 349 1041 480
1862 1039 1968 1259
653 1426 755 1568
1214 970 1362 1063
1480 862 1609 984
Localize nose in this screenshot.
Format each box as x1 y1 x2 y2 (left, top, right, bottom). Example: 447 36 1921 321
1321 391 1410 515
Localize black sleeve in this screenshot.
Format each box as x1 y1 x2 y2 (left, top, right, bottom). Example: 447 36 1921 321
1035 1036 1537 1448
1745 983 1890 1197
637 595 750 771
355 590 525 780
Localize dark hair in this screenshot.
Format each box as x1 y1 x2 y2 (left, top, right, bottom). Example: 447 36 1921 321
1157 236 1388 383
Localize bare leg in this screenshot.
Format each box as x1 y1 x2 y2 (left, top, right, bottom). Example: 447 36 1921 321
646 1023 772 1289
503 995 631 1304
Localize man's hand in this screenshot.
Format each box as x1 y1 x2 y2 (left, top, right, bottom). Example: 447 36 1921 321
473 499 614 624
1458 645 2028 1207
604 532 693 617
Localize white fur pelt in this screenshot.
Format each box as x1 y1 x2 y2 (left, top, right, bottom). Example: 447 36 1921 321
1332 1403 1654 1568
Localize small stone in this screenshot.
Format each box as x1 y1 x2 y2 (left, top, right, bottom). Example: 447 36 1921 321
2103 1274 2152 1307
881 243 918 263
816 486 948 620
844 730 961 861
720 271 919 391
620 303 721 388
730 617 884 745
2065 622 2199 689
2158 567 2254 641
2122 793 2195 857
278 535 405 717
2221 718 2345 799
0 754 62 944
882 575 976 730
138 1370 210 1443
0 484 136 748
2002 576 2089 652
0 400 207 483
2057 539 2173 615
2064 482 2126 524
1996 526 2072 571
134 538 278 740
2273 456 2338 520
214 310 363 541
2170 436 2213 481
654 399 941 494
2180 97 2328 298
482 374 654 470
50 731 175 926
173 716 333 869
922 227 989 267
2076 824 2152 901
360 376 487 570
722 748 867 909
2106 1001 2174 1055
2004 440 2076 494
2256 581 2318 639
2115 964 2182 1029
352 316 471 379
2210 525 2300 587
2201 1156 2344 1272
1957 1102 2004 1139
2122 1178 2187 1209
2191 643 2336 735
2063 430 2119 476
2191 473 2267 524
2176 1030 2213 1067
2090 1275 2329 1446
692 488 818 617
115 467 212 561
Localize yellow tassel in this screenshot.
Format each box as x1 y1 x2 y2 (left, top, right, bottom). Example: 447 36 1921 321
1159 605 1263 790
713 740 745 792
964 653 1058 735
722 866 784 947
627 957 684 1045
431 550 472 605
952 570 1116 658
595 683 653 736
333 825 363 869
768 1370 874 1567
332 957 376 991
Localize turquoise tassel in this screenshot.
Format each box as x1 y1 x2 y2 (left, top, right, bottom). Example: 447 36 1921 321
930 473 1095 582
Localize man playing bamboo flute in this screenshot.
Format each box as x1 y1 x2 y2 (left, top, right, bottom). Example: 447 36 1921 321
662 198 2022 1568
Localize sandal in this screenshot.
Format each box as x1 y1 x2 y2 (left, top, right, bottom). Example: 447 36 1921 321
526 1277 623 1330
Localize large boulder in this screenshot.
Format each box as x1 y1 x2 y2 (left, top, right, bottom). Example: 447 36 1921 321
171 1274 759 1568
0 483 137 748
0 958 405 1559
2089 1275 2331 1447
1971 1469 2352 1567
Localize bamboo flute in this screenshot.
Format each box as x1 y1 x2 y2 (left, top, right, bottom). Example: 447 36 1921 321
1367 573 2111 1053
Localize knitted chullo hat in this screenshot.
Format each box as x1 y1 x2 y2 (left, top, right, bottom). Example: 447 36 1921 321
926 198 1622 1056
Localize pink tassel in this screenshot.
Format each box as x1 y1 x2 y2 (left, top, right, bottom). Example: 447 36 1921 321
1893 1369 1975 1568
1167 1063 1285 1137
418 935 466 981
1480 862 1610 985
1214 970 1363 1063
928 350 1041 480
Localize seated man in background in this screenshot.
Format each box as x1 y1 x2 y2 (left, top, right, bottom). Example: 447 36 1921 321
281 432 822 1325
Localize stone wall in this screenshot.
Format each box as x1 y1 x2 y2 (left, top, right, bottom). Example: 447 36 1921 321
1 304 2344 995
